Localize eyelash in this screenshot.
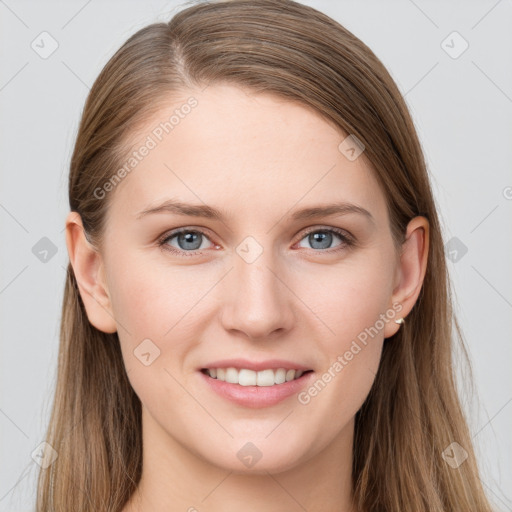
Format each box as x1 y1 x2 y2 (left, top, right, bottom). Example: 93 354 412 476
157 226 354 257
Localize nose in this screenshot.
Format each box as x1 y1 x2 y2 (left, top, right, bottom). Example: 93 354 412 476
219 245 296 341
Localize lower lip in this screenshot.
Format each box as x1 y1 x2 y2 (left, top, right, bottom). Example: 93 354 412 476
199 370 314 409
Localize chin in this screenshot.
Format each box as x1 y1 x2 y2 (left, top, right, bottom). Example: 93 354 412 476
198 437 308 475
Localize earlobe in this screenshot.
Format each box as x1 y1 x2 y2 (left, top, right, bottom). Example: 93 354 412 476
65 212 118 334
384 216 430 338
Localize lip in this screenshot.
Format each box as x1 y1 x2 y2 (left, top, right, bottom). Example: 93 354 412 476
198 369 315 409
199 358 312 372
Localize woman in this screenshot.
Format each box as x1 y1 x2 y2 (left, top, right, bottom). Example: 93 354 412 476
36 0 496 510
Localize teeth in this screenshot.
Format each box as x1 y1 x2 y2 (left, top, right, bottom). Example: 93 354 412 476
205 367 308 386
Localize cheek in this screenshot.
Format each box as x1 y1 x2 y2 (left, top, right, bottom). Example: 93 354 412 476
293 252 392 413
107 252 206 338
297 249 394 346
107 252 226 388
295 277 386 442
107 255 202 416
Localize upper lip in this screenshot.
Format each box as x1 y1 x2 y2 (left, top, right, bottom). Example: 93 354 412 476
200 358 313 372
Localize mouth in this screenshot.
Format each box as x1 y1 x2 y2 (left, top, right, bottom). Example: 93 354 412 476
199 366 315 408
200 367 314 386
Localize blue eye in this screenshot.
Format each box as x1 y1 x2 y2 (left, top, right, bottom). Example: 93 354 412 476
158 227 353 256
297 227 352 251
159 229 214 256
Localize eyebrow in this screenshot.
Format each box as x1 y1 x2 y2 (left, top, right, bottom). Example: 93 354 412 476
136 199 374 224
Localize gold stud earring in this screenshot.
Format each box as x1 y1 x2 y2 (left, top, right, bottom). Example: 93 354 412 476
394 317 405 325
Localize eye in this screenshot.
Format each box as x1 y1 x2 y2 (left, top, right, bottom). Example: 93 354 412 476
158 228 216 256
295 227 353 252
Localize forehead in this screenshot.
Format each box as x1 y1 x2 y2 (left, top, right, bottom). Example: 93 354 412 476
109 84 387 225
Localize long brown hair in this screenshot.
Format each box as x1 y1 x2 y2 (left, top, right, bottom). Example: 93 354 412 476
36 1 495 510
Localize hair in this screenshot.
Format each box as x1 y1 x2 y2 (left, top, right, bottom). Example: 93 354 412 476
36 0 495 510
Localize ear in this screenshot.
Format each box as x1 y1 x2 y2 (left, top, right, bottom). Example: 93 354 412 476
384 216 430 339
65 211 117 334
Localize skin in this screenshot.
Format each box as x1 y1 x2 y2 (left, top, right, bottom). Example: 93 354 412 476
65 83 429 512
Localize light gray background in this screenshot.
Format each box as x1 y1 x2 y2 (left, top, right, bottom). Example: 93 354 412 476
1 0 511 510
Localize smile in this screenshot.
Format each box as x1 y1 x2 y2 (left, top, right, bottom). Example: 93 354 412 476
201 367 312 386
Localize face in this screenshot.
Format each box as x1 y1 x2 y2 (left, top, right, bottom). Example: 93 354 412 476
76 83 412 474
